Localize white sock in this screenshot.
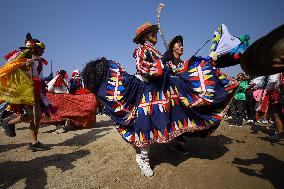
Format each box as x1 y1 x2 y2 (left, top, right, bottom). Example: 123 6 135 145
140 147 150 160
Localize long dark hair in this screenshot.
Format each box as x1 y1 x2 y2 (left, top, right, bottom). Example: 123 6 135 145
82 57 109 93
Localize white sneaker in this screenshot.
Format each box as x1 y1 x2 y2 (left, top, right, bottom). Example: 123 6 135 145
136 154 153 177
52 128 66 134
268 120 274 124
262 120 268 124
247 120 254 123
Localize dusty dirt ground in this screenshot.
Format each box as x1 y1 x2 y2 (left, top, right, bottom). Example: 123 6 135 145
1 116 284 189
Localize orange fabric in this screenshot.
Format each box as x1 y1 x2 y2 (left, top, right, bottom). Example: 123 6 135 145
0 58 28 78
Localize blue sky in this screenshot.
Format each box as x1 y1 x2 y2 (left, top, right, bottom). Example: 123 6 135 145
0 0 283 77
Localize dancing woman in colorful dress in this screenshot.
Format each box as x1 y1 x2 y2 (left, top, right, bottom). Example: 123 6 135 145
0 33 52 151
82 22 240 177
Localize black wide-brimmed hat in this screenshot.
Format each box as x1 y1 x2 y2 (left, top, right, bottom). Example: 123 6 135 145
240 24 284 75
168 35 183 49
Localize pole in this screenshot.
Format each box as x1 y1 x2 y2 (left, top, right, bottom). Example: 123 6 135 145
157 3 168 50
193 39 211 56
50 59 53 76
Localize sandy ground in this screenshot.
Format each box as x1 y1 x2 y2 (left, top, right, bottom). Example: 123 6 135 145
1 116 284 189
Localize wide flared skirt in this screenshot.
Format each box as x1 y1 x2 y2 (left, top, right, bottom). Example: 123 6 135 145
96 59 238 147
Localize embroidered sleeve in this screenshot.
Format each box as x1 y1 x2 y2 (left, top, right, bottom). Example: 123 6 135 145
167 60 189 74
136 45 164 78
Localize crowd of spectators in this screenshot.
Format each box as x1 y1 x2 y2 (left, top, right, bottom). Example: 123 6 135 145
225 72 284 140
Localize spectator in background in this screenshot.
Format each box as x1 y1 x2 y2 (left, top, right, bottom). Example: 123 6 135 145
47 70 69 94
270 73 284 139
229 73 248 127
245 74 256 123
252 76 270 124
47 69 70 134
69 70 84 94
266 73 284 139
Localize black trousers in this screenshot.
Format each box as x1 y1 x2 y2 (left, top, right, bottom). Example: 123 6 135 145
246 95 256 121
230 100 246 125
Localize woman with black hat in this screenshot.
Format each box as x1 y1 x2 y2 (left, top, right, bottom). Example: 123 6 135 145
164 35 184 65
161 35 190 154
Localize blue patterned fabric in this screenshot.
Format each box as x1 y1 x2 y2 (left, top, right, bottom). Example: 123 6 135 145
0 101 9 119
95 57 238 147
